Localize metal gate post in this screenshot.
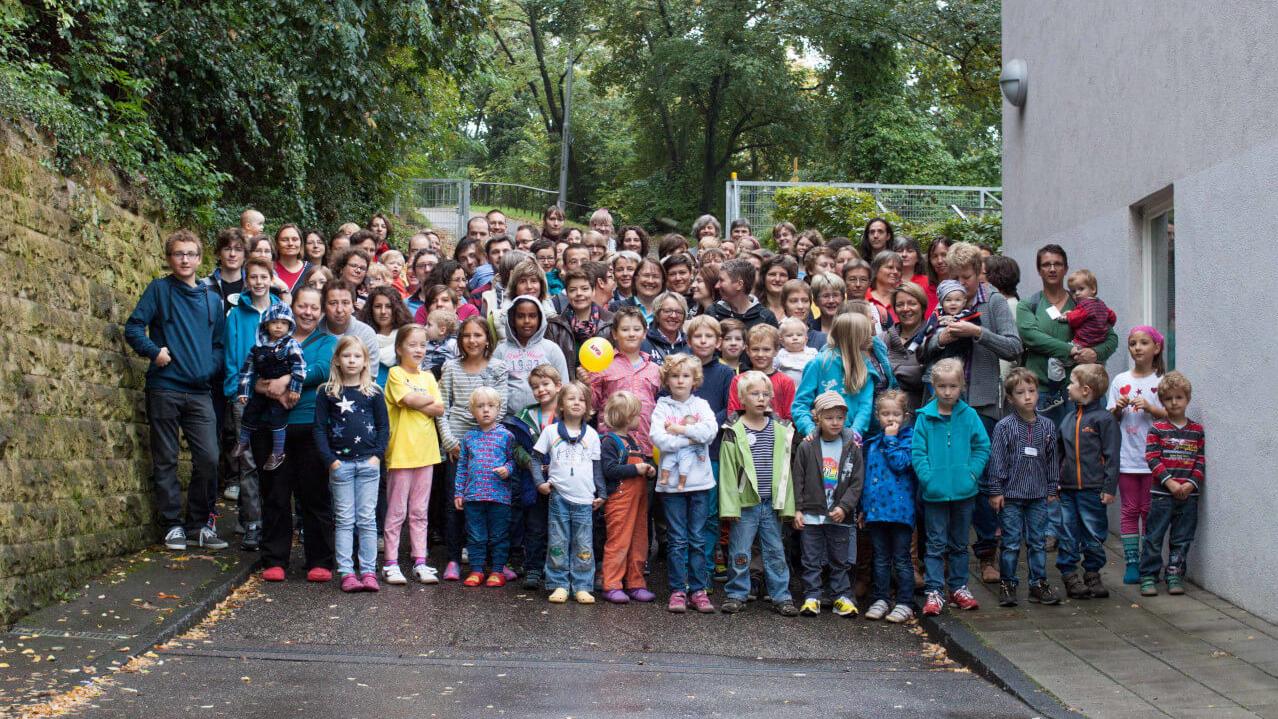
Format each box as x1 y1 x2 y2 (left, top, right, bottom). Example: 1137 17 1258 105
458 180 472 240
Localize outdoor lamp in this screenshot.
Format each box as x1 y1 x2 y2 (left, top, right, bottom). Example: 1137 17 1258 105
1001 59 1028 107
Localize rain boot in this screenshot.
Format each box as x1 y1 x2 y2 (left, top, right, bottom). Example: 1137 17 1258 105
1121 534 1141 585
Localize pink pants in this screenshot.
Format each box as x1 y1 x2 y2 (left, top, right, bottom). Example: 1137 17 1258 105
1118 472 1153 535
384 466 433 563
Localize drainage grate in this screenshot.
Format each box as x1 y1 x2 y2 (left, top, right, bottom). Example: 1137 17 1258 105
7 627 135 641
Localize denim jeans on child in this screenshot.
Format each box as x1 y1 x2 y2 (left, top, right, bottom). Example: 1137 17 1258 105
544 492 595 592
464 501 512 573
868 522 914 607
1056 490 1108 576
725 503 792 603
661 489 711 593
923 497 975 594
1139 494 1199 580
330 459 380 576
999 497 1050 585
701 461 720 571
1037 387 1069 539
799 522 852 601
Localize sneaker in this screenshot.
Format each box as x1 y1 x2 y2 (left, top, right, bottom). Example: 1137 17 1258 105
922 591 945 616
574 591 595 604
799 598 821 616
262 566 286 582
832 597 858 618
383 564 407 585
720 598 745 614
1063 572 1090 599
462 571 484 587
864 599 890 620
360 573 380 592
340 574 363 593
485 572 506 588
885 604 915 623
240 523 261 551
1166 575 1185 595
603 589 630 604
950 586 980 610
443 561 461 581
689 590 715 614
1083 571 1109 599
980 558 1000 584
998 580 1018 607
502 567 519 582
667 591 688 613
712 564 729 583
413 564 440 584
306 567 332 583
1028 580 1060 605
628 587 656 603
773 600 800 617
222 484 240 502
195 527 228 550
263 452 286 471
1140 576 1158 596
548 588 569 603
164 526 187 551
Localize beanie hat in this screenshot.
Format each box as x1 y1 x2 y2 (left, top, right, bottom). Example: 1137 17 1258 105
936 279 966 303
812 390 848 416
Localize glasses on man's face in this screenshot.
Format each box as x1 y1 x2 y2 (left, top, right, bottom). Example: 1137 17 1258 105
349 264 367 274
1040 261 1065 270
170 251 200 260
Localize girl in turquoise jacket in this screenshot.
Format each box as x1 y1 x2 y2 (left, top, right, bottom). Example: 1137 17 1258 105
793 313 876 439
911 397 991 502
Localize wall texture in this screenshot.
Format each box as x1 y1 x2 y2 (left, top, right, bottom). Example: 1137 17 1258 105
0 123 167 624
1003 3 1278 620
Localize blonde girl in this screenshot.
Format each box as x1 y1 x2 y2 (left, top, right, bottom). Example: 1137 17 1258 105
314 337 388 593
793 313 876 441
382 324 445 586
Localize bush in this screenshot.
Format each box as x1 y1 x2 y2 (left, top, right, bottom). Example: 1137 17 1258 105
908 213 1002 254
771 186 903 245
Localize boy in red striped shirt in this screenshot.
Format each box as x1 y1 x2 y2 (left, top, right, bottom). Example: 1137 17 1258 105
1139 371 1205 597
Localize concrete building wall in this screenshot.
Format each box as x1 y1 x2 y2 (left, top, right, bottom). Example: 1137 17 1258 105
1002 3 1278 620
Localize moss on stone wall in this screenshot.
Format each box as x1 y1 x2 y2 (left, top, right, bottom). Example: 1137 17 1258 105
0 122 171 624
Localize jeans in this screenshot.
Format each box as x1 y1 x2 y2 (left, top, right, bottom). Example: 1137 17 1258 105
922 498 975 593
725 504 791 603
146 389 219 533
226 400 261 526
971 413 999 560
253 424 334 570
464 501 511 573
868 522 914 607
701 462 720 570
544 493 595 592
999 498 1050 585
1140 494 1199 580
661 490 711 593
800 522 852 601
1037 386 1069 539
331 459 380 576
1056 490 1109 575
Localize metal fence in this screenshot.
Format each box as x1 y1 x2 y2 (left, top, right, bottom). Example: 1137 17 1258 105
393 179 600 239
725 179 1002 231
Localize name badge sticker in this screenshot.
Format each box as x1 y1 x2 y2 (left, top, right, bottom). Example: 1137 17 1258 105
1045 306 1062 320
1023 446 1039 457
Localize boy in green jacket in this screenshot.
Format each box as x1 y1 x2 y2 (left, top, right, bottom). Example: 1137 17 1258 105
912 358 991 617
718 371 798 617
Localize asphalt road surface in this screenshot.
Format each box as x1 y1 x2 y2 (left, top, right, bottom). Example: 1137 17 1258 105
69 563 1036 718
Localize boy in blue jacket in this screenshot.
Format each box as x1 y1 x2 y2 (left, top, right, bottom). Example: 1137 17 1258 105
911 358 990 616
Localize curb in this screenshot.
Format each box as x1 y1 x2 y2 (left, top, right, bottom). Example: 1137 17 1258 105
146 554 261 649
920 613 1082 719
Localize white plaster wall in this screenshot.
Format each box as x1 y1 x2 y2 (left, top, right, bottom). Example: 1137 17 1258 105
1002 2 1278 620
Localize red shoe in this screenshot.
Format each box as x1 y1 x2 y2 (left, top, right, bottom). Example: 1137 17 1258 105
922 591 945 616
463 571 485 587
307 567 333 583
950 586 980 610
485 572 506 588
262 566 286 582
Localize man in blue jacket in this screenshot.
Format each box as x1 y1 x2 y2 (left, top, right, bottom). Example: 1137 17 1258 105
125 230 229 552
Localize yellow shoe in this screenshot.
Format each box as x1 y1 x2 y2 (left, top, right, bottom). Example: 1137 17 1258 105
548 588 569 603
574 591 595 604
799 598 821 616
832 596 859 617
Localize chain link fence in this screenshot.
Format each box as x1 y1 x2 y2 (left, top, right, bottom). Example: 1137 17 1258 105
725 180 1002 231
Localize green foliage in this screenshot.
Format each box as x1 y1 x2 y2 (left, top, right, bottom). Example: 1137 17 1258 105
908 214 1003 253
772 186 902 241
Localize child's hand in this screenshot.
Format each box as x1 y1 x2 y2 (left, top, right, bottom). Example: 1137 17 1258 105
939 315 954 327
454 497 464 511
367 456 379 468
494 466 510 479
856 512 865 529
537 482 552 496
591 498 604 510
883 420 900 437
792 514 805 530
330 460 341 472
1100 492 1116 505
155 347 172 367
829 507 847 524
1130 396 1148 413
576 367 595 384
237 395 248 405
667 423 686 435
448 446 460 462
284 391 301 408
1114 394 1131 410
988 494 1004 512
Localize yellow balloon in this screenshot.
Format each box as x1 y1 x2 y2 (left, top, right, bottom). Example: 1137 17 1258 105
578 337 616 373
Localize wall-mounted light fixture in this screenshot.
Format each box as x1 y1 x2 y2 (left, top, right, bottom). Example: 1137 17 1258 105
1000 59 1028 107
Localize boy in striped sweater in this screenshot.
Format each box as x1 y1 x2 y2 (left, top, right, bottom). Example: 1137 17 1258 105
1139 371 1205 597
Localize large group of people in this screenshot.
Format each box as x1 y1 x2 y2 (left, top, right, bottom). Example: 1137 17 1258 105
124 205 1205 622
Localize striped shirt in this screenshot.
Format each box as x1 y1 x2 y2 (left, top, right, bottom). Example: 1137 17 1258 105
986 412 1060 499
1146 420 1206 496
746 418 775 501
438 358 509 452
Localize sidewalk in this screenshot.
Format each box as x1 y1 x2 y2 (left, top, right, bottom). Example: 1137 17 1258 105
929 535 1278 719
0 513 257 711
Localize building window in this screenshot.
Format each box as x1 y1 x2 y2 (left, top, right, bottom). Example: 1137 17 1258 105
1144 202 1175 369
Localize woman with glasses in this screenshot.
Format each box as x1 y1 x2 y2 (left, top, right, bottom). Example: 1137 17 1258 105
333 248 371 311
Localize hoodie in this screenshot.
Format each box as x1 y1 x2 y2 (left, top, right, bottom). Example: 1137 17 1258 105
910 398 990 503
649 394 718 493
791 347 875 439
695 355 735 461
125 276 226 393
223 292 281 398
641 325 689 365
1059 398 1121 495
236 303 306 399
708 295 778 333
491 295 570 414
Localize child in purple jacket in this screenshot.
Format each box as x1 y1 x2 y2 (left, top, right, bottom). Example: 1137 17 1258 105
454 386 517 588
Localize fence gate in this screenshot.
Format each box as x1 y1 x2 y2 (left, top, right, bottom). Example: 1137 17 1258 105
392 179 470 241
726 179 1002 232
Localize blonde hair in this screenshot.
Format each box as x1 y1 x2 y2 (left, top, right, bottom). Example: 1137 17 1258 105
945 242 983 274
557 380 592 417
324 336 379 398
735 370 772 403
506 258 549 301
426 309 458 337
828 313 872 393
604 391 642 430
366 262 391 284
685 314 722 338
661 353 704 389
469 386 502 413
809 271 846 300
875 388 909 417
1157 370 1192 399
746 323 779 349
778 316 808 336
1071 363 1109 397
381 249 405 265
930 357 965 386
1067 268 1097 293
